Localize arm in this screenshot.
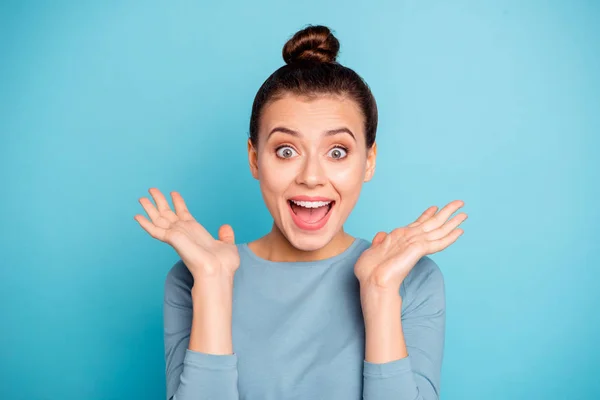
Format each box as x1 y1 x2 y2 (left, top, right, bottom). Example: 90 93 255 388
164 261 240 400
361 257 445 400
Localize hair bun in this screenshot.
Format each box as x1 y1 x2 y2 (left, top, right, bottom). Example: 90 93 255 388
282 25 340 65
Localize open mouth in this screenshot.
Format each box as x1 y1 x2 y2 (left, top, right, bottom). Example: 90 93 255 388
287 199 335 228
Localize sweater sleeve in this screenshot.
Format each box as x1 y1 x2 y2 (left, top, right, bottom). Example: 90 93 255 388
163 261 240 400
362 256 446 400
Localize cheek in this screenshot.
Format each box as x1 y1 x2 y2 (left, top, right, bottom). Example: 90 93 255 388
329 162 366 194
258 156 294 194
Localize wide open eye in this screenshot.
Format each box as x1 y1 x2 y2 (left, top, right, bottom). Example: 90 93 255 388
276 146 298 159
327 146 348 160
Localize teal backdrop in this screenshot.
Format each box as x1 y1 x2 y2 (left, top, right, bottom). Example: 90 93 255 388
1 1 598 399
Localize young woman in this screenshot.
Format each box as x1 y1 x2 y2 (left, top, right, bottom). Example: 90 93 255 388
135 25 467 400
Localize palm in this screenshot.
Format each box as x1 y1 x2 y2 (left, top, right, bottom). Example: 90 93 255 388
355 200 467 291
134 188 240 281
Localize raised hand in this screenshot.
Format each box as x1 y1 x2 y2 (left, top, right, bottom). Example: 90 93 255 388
134 188 240 283
354 200 467 293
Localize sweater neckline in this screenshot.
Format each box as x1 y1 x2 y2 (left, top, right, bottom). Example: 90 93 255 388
238 237 366 267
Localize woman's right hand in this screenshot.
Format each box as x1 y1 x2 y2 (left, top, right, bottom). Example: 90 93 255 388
134 188 240 284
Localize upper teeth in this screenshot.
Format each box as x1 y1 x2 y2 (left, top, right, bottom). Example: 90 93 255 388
290 200 332 208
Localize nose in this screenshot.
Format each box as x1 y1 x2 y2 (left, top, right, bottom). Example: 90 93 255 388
295 153 327 188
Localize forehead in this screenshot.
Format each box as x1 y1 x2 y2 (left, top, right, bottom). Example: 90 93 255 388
259 94 365 139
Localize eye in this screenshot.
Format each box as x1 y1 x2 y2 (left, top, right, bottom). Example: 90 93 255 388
275 146 298 159
328 146 348 160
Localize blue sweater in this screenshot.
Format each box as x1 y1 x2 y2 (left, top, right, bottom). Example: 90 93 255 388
163 237 445 400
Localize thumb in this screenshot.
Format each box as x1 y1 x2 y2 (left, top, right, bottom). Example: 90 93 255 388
218 224 235 244
372 231 387 246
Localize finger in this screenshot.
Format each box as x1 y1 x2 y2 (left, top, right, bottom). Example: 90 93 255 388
427 228 464 253
149 188 173 213
421 200 465 233
218 224 235 244
426 213 468 241
408 206 438 228
134 214 167 241
171 191 194 221
139 197 161 223
149 188 178 222
372 231 387 246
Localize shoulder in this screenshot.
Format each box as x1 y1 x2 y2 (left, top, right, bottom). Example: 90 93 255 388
404 256 444 290
164 260 193 306
339 237 372 265
401 256 445 313
354 237 373 254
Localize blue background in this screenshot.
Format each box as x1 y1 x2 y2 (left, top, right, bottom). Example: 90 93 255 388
1 1 598 399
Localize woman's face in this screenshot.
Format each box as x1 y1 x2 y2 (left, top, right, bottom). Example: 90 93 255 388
248 93 376 252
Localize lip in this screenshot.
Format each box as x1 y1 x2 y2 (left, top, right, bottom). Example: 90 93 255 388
288 195 334 202
287 198 335 231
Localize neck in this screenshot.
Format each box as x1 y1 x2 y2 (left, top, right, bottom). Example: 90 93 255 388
249 223 355 262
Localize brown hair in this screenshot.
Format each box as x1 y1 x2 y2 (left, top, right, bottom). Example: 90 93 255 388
249 25 378 149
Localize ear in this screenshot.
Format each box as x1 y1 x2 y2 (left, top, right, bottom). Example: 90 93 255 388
364 142 377 182
248 138 259 180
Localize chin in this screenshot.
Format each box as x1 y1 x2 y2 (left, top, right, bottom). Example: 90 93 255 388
275 198 338 250
285 233 335 252
280 210 341 253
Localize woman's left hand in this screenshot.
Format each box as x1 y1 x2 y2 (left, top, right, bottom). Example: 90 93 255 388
354 200 467 293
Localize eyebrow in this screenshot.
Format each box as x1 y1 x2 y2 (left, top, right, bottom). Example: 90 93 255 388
267 126 356 141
